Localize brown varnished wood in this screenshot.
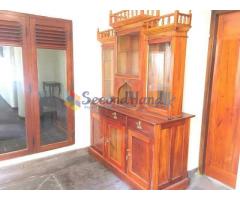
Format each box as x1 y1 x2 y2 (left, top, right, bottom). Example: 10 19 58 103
0 11 33 160
204 11 240 188
29 15 74 152
127 129 152 189
91 10 193 190
90 102 193 190
105 118 126 171
199 10 238 174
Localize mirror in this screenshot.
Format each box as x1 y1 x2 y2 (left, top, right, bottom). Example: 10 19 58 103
147 42 171 108
0 46 27 154
37 48 68 145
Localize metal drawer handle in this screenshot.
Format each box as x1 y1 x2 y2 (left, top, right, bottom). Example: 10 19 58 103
112 112 118 119
136 121 143 130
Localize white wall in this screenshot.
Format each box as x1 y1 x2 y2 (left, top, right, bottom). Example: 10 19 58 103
0 0 237 187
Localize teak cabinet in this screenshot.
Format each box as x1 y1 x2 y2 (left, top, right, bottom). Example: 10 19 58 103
90 10 194 190
90 104 192 189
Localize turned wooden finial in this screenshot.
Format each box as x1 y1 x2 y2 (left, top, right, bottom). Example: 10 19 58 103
174 10 179 25
109 10 113 25
175 10 180 14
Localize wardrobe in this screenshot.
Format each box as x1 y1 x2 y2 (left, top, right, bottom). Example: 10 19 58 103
0 11 74 160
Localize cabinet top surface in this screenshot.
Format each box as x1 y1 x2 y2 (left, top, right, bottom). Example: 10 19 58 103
93 103 194 125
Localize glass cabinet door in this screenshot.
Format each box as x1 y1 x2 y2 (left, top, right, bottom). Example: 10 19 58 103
102 47 114 98
147 42 171 108
117 33 139 76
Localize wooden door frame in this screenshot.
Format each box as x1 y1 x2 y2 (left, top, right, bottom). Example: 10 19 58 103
199 10 240 174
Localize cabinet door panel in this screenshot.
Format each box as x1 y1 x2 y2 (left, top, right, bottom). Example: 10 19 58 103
106 119 125 170
127 129 151 189
91 112 104 155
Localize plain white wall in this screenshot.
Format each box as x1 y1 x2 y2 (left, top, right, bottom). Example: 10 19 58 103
0 1 237 187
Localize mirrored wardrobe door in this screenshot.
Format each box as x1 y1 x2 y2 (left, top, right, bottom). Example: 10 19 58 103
0 12 32 159
30 16 74 151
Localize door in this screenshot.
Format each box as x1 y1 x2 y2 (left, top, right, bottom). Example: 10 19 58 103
127 129 151 189
91 112 104 155
205 11 240 188
29 16 74 151
106 118 125 170
0 12 33 159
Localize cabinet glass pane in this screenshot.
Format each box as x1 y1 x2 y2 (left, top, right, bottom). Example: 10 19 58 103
147 42 171 108
0 46 27 154
117 33 139 76
103 48 114 97
37 48 68 145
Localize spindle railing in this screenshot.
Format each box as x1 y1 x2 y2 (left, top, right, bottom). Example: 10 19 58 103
144 10 192 30
97 29 115 41
109 10 160 26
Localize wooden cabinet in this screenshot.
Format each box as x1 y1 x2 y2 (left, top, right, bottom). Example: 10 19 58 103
90 105 193 189
90 10 194 190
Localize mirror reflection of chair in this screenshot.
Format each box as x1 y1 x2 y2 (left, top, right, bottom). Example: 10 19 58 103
40 81 61 123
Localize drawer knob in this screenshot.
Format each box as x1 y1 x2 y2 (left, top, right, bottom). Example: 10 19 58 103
136 121 143 130
112 112 118 119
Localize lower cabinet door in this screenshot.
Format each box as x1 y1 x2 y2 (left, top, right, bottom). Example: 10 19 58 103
91 112 104 155
127 129 151 189
106 119 125 170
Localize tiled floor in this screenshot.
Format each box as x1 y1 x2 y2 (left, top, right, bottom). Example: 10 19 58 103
0 149 230 190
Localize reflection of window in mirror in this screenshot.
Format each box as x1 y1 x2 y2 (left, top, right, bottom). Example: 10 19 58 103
147 42 171 108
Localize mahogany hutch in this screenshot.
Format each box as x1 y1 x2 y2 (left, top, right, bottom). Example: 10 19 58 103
89 10 194 190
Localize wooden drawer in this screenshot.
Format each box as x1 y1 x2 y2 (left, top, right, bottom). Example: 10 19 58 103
127 117 154 137
101 108 126 124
